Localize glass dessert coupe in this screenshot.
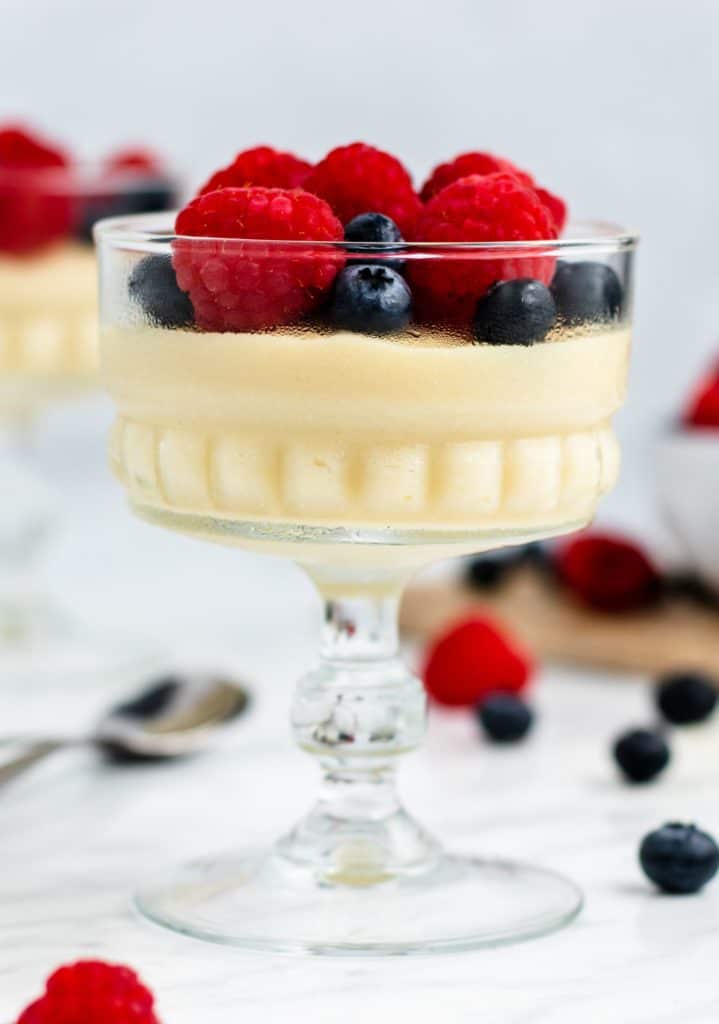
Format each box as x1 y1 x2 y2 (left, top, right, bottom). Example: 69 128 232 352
97 212 636 954
0 140 176 683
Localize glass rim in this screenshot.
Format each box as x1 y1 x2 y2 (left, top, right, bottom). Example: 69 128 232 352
93 212 638 252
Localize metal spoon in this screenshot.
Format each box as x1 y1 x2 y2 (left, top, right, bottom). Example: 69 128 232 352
0 674 250 786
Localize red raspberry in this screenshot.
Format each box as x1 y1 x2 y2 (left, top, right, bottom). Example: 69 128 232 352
421 153 567 234
409 173 557 324
16 960 159 1024
173 186 344 331
199 145 312 194
422 615 532 707
0 125 68 169
534 186 567 233
684 366 719 428
105 147 165 175
556 533 661 612
420 151 534 201
304 142 421 236
0 124 72 254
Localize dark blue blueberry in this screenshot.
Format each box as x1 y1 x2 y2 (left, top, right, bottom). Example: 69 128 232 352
344 212 405 272
656 672 718 725
473 278 556 345
613 728 670 783
640 823 719 894
551 261 623 324
128 254 194 328
77 177 177 243
329 264 412 334
463 555 508 590
475 694 534 743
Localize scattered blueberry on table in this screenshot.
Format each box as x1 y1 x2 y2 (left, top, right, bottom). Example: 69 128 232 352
655 671 718 725
640 823 719 894
475 693 535 743
613 727 670 783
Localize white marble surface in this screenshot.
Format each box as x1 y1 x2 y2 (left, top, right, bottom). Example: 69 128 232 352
2 401 719 1023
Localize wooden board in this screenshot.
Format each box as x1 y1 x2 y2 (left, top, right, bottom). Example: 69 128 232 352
400 569 719 676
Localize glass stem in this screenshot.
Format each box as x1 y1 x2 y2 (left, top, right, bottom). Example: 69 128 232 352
278 569 439 883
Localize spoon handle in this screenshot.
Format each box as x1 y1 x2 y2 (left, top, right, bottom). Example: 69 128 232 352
0 740 66 786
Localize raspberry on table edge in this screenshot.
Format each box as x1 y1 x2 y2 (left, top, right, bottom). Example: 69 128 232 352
556 532 661 613
422 614 533 708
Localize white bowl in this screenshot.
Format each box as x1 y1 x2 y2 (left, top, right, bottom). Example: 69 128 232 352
657 429 719 593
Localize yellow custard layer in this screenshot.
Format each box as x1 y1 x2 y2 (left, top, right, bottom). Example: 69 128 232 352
102 324 631 536
0 243 97 379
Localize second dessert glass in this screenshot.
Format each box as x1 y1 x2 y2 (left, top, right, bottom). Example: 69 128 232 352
97 214 636 954
0 146 176 682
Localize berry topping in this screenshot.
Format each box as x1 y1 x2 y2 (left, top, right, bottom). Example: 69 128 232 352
422 615 532 707
199 145 312 194
640 823 719 894
344 211 405 272
409 173 557 324
683 365 719 428
0 125 68 169
305 143 421 236
0 124 72 254
472 278 556 345
655 671 718 726
535 186 567 233
328 264 412 335
173 186 344 331
16 960 159 1024
129 254 195 328
556 533 661 613
551 260 623 324
613 728 670 783
105 147 165 175
475 693 535 742
420 151 535 201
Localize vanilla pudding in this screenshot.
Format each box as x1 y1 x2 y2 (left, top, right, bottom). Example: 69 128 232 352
0 242 96 418
103 321 630 550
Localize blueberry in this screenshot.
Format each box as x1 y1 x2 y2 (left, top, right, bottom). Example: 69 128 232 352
77 177 176 243
475 694 534 743
344 212 405 272
640 823 719 894
463 555 508 590
656 671 718 725
472 279 556 345
551 261 623 324
613 728 670 783
128 254 194 328
329 264 412 334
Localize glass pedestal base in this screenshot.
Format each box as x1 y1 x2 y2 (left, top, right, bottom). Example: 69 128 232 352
136 847 582 955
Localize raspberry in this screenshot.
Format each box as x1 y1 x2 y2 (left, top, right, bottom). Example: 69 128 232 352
0 124 72 254
420 151 534 201
0 125 68 169
105 148 165 175
534 186 567 233
173 186 344 331
305 142 421 236
422 616 532 707
421 153 567 234
684 366 719 427
199 145 312 194
556 532 661 612
16 960 159 1024
409 173 557 324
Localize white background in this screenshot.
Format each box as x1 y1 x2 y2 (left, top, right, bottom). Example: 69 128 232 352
3 0 719 533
